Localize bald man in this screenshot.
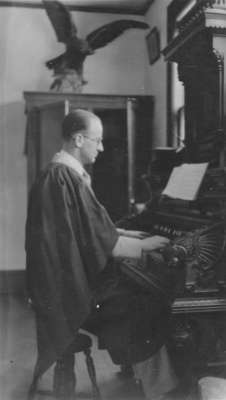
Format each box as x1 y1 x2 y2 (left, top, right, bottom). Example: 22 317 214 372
26 109 178 400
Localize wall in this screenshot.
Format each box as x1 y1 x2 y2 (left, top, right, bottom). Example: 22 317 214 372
0 6 148 272
144 0 171 148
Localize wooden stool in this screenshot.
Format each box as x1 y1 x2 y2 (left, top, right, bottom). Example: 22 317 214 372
28 333 101 400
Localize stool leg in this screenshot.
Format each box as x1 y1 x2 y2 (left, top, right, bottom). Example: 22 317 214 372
53 353 76 400
84 348 101 400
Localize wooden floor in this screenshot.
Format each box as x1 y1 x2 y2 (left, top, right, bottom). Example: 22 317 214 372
0 295 144 400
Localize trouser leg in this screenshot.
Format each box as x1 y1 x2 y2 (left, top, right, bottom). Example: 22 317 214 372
132 345 178 400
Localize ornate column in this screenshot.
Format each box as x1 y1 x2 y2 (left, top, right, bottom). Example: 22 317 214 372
163 0 226 165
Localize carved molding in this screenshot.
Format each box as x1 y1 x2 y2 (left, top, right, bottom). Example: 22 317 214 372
177 0 226 34
176 45 223 84
163 1 226 62
171 312 226 370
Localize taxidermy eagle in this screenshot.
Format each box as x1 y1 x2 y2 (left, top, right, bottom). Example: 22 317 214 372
42 0 149 92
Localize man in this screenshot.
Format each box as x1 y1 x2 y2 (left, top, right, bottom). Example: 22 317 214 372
26 109 178 400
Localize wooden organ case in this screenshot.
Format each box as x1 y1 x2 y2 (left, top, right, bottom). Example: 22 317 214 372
119 0 226 382
119 169 226 379
161 0 226 379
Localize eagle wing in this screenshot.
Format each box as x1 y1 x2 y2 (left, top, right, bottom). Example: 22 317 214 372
42 0 77 44
86 19 149 50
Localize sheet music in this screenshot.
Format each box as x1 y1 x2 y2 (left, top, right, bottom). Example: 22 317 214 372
162 163 208 200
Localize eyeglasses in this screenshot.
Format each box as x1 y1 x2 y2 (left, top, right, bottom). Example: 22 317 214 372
82 135 103 145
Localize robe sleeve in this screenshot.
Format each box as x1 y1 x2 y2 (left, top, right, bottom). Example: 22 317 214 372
52 164 119 284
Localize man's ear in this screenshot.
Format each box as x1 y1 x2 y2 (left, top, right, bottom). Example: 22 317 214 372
73 133 84 148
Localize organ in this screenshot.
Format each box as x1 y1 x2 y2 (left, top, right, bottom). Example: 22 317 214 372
117 0 226 380
117 156 226 380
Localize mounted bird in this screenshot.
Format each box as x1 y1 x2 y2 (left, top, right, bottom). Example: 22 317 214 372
42 0 149 92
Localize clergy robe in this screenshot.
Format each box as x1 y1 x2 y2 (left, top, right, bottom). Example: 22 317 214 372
25 161 171 380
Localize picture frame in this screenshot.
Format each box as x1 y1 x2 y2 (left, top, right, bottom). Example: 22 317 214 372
146 27 160 65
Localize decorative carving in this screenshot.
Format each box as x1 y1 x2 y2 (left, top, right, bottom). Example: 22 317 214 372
177 0 226 35
164 21 225 164
171 313 226 373
163 1 226 62
172 222 226 290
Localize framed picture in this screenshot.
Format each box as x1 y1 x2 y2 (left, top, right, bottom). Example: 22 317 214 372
146 27 160 65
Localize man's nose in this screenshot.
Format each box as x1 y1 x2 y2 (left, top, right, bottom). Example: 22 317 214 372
98 142 104 152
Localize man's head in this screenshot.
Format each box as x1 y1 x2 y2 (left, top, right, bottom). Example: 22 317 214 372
62 109 104 165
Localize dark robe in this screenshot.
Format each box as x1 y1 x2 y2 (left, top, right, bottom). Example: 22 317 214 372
26 162 171 380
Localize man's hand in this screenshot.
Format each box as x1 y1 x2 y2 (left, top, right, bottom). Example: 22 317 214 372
141 235 170 251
